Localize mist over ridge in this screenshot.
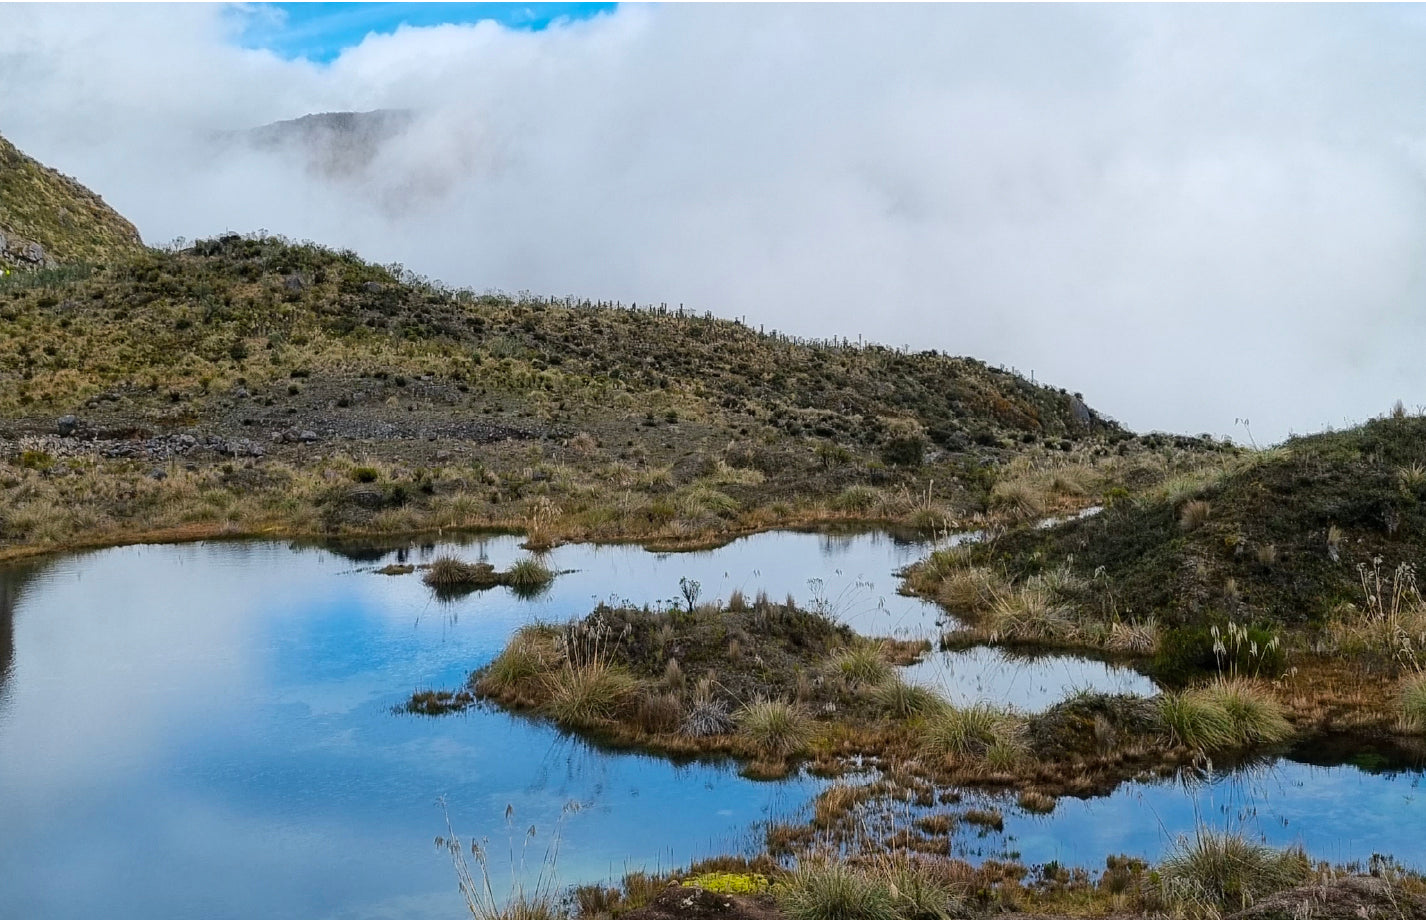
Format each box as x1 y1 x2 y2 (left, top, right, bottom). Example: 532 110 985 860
3 3 1426 442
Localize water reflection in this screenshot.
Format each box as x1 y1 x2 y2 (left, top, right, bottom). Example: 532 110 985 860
0 562 41 717
0 529 1409 920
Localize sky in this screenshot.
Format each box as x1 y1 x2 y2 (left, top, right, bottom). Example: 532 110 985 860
2 3 1425 444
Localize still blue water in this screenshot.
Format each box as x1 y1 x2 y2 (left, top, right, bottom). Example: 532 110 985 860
0 530 1417 920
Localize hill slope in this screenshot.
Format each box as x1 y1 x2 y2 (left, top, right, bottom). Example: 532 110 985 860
0 134 143 268
0 132 1203 559
928 414 1426 682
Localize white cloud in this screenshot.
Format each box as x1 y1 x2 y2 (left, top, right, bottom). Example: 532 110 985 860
3 3 1426 441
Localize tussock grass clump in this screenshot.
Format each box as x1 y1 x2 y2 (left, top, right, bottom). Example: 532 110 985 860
1156 691 1237 752
1158 828 1309 917
779 863 897 920
989 479 1046 519
1398 674 1426 732
541 662 638 725
634 691 685 734
479 625 558 697
507 556 555 591
682 697 734 737
736 698 812 758
1107 617 1161 654
424 556 499 589
1202 678 1293 745
812 784 869 829
831 643 893 686
830 485 882 514
922 702 1025 759
869 678 947 720
935 565 1001 613
1156 679 1292 752
962 807 1004 831
1180 499 1212 531
984 579 1076 643
1017 791 1056 814
882 861 960 920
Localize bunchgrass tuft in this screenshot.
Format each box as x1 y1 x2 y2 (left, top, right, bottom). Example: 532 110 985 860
1156 691 1237 752
1399 674 1426 732
1201 678 1293 745
779 863 897 920
541 662 637 726
922 702 1024 759
935 565 1001 613
479 625 557 697
736 698 812 758
425 556 499 589
1180 499 1212 531
1156 679 1292 752
1158 827 1309 917
832 643 893 686
507 556 555 593
869 678 947 720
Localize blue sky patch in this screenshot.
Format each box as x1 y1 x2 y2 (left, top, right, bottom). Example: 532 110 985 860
236 2 618 62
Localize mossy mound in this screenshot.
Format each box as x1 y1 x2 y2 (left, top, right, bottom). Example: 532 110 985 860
965 416 1426 666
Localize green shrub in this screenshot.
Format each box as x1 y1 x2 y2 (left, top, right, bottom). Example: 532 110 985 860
880 435 925 468
1152 623 1285 683
349 466 380 483
18 449 53 471
736 698 812 758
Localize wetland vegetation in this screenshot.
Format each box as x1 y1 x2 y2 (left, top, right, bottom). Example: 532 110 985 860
2 129 1424 920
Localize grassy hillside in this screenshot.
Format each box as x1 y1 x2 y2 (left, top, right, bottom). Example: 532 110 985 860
914 413 1426 685
0 134 143 268
0 232 1195 558
0 234 1107 438
0 130 1238 559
